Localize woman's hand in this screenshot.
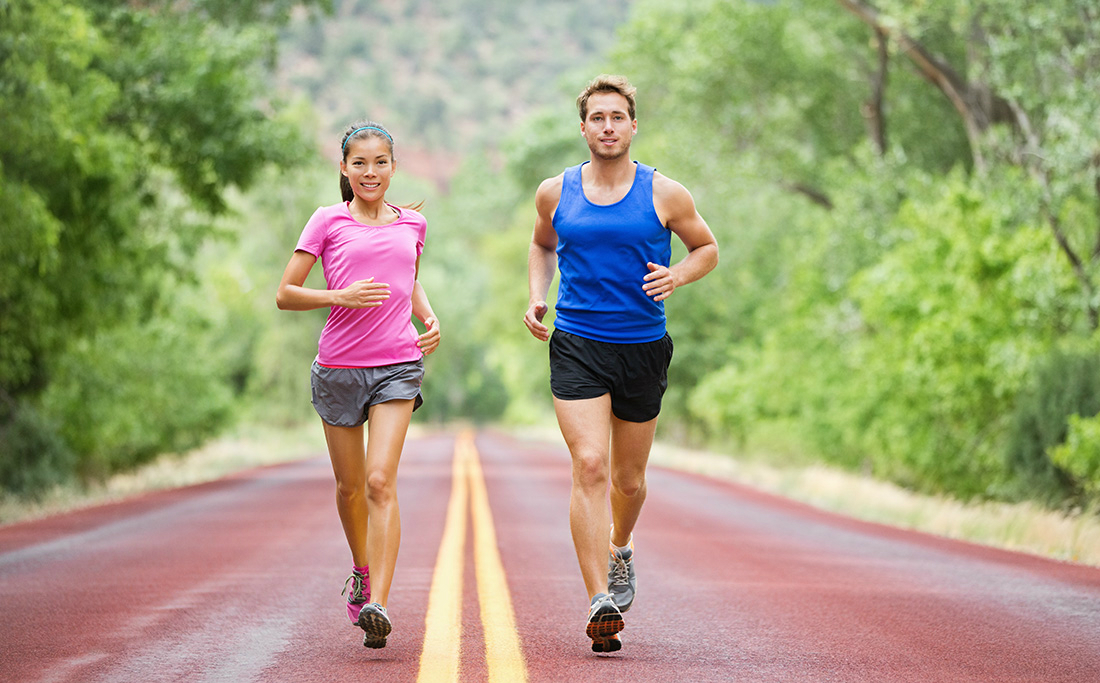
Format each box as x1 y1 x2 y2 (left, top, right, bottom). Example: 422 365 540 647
418 316 441 355
335 278 390 308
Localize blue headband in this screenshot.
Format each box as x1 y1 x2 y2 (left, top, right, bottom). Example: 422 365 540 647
342 125 393 150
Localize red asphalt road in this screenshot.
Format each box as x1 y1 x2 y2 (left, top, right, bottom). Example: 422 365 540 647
1 429 1099 682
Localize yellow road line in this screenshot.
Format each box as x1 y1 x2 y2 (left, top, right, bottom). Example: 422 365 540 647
416 436 469 683
417 430 527 682
467 434 528 683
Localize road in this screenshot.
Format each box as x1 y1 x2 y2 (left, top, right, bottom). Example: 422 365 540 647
1 429 1098 682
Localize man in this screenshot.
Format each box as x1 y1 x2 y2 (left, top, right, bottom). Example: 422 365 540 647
524 74 719 653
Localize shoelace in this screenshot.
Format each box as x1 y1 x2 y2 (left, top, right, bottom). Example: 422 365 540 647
609 554 631 587
342 572 368 603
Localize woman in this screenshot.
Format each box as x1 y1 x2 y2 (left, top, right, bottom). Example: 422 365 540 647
276 121 440 648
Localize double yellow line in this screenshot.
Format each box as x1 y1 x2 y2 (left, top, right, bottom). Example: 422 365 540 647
417 430 527 682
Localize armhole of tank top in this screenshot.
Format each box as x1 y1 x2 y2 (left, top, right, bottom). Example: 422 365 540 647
550 168 574 226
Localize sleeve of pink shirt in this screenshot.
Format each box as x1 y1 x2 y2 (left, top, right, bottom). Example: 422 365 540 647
295 206 330 257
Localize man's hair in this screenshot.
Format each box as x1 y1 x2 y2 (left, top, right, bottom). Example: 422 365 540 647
577 74 637 122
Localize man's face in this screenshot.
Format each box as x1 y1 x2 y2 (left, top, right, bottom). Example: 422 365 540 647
582 92 637 160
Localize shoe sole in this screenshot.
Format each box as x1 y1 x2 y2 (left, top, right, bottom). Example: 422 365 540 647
587 601 624 653
358 607 392 649
592 634 622 653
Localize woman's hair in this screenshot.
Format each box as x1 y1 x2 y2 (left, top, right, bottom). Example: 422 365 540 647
577 74 637 122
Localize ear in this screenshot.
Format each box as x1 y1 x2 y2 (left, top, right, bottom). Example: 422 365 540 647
339 160 348 177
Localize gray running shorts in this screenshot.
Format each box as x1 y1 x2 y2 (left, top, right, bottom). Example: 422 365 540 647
310 359 424 427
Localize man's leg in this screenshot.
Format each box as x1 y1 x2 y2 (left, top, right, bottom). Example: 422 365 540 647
608 415 658 547
554 394 613 600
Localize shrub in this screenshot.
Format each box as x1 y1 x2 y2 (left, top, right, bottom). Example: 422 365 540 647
1005 348 1100 503
0 400 76 496
1048 413 1100 500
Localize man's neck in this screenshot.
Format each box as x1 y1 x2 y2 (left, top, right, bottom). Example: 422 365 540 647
582 155 637 205
584 154 635 186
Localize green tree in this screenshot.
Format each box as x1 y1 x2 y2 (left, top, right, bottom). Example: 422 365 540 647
0 0 328 491
598 0 1099 504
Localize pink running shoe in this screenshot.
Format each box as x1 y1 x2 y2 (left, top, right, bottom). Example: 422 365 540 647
342 568 371 624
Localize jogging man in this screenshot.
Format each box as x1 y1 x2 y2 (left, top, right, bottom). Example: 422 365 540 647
524 74 719 653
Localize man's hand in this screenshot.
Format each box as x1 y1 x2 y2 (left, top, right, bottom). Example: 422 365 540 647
524 301 550 341
642 262 677 302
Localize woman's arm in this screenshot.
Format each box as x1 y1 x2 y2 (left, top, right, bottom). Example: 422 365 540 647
276 250 391 311
411 256 441 355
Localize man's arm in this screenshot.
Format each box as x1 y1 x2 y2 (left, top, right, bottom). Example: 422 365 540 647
645 173 719 302
524 174 564 341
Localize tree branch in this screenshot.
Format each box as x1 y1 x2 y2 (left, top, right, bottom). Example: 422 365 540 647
780 181 835 210
860 26 889 156
836 0 1017 171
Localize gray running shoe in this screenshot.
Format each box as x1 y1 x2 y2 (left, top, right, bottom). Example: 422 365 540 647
607 543 636 612
358 603 392 648
586 593 624 653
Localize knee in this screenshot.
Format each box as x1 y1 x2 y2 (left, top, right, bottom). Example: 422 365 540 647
612 473 645 499
334 470 366 502
572 452 608 490
365 470 395 504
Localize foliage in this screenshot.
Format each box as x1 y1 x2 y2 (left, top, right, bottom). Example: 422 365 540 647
274 0 634 157
0 0 325 493
7 0 1100 513
1050 413 1100 501
0 401 76 496
1007 347 1100 503
40 319 235 480
598 0 1100 504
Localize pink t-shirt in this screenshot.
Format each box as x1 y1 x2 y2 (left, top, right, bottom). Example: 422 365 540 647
295 202 426 368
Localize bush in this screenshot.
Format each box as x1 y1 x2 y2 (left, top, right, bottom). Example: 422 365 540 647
1005 348 1100 503
40 320 234 481
1048 413 1100 501
0 400 76 496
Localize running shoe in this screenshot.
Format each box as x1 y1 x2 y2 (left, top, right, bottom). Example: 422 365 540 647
607 541 636 612
342 568 371 625
586 593 624 653
358 603 392 648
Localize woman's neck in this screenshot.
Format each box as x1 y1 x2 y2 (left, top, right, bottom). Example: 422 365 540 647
348 197 397 225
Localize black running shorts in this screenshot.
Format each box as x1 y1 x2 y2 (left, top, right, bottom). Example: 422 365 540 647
549 329 674 423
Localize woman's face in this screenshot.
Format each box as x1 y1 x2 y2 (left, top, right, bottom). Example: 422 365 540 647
341 136 395 203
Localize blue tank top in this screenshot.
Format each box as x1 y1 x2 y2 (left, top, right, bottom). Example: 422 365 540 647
552 161 671 343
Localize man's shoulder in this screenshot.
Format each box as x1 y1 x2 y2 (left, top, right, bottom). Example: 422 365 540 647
535 172 566 203
650 169 684 190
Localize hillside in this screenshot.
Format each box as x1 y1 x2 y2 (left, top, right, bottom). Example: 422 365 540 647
275 0 636 188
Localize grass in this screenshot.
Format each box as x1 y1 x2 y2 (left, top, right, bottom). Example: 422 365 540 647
0 422 328 526
3 422 1097 567
648 440 1100 567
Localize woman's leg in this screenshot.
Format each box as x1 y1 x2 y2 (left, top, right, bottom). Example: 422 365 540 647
323 421 369 568
363 398 416 608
